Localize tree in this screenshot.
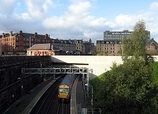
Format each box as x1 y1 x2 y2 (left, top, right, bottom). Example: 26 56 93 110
122 20 151 63
91 21 158 114
92 60 158 114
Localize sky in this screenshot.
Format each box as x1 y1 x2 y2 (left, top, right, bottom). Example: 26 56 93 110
0 0 158 43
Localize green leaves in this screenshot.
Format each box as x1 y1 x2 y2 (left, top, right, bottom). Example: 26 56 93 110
91 21 158 113
91 60 158 114
122 21 150 63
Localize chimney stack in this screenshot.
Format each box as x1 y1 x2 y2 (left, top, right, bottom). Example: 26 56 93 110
34 32 37 38
10 31 13 36
19 30 23 36
2 33 5 38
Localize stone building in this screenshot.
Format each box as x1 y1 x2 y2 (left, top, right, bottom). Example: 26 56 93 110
74 39 94 54
146 38 158 55
51 38 94 55
96 30 152 56
0 30 95 55
27 43 55 56
0 31 51 55
83 39 94 54
96 39 121 56
51 38 76 54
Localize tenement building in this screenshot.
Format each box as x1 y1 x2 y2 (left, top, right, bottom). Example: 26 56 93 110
51 38 94 55
0 30 95 55
0 31 51 55
51 38 76 54
97 30 134 55
96 30 152 56
96 39 121 56
83 39 94 54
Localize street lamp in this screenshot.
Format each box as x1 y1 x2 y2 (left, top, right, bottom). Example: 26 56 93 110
85 83 93 114
86 69 93 92
85 83 93 106
89 84 93 106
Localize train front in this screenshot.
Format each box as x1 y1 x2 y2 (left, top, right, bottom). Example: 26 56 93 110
58 84 70 101
58 74 73 103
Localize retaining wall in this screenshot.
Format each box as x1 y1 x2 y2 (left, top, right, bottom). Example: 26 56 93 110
51 56 158 79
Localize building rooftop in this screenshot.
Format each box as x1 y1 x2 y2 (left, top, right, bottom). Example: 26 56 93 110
28 43 51 50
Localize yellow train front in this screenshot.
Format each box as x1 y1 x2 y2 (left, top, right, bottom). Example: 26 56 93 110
58 84 70 102
58 74 73 103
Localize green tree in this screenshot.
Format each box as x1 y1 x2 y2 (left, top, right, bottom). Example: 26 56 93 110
92 60 158 114
91 21 158 114
122 20 151 63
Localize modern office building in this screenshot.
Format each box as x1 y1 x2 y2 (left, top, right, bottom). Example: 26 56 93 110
103 30 150 40
104 30 132 40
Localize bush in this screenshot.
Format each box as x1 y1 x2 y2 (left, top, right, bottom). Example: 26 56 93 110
92 60 158 114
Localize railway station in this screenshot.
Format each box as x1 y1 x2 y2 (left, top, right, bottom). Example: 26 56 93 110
1 56 157 114
0 56 101 114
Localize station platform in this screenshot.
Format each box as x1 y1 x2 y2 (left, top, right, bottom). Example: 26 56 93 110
4 77 88 114
4 78 55 114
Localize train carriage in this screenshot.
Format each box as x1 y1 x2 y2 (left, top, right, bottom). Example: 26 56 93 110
58 74 74 103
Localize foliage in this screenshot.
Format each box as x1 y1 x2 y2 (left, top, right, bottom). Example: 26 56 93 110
91 21 158 114
122 21 149 63
153 62 158 85
91 60 158 114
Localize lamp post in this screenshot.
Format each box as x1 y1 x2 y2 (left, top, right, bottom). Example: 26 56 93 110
85 83 94 114
86 69 93 93
89 84 93 106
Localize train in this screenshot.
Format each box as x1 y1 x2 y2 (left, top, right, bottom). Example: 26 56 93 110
58 74 76 103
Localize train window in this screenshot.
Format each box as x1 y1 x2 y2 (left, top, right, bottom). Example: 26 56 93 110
59 88 69 93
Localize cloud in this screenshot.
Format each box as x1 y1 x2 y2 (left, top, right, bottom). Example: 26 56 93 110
1 0 158 43
110 2 158 40
25 0 47 19
0 0 18 15
68 1 91 16
115 14 136 28
42 1 158 42
42 1 111 41
150 2 158 11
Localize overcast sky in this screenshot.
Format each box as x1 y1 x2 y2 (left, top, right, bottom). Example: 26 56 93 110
0 0 158 43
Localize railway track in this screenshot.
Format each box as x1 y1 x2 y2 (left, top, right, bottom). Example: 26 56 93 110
30 77 63 114
57 101 70 114
57 76 79 114
29 75 79 114
70 76 79 114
